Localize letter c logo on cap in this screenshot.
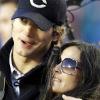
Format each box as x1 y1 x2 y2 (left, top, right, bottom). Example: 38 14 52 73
30 0 47 8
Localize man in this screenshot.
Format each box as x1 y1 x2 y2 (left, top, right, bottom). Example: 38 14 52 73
0 0 66 100
0 0 17 46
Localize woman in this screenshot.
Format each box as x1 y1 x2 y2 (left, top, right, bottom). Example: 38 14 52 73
40 41 100 100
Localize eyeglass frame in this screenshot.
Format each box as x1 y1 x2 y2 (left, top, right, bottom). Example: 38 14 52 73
56 58 81 76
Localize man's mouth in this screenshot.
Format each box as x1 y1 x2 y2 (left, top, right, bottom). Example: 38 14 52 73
20 39 35 49
21 40 34 45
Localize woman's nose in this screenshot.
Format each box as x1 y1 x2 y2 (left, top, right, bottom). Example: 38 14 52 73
53 64 62 73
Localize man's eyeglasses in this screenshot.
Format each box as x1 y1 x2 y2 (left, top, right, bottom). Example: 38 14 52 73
57 58 81 76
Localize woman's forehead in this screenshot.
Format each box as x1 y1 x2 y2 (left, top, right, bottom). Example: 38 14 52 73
61 46 81 62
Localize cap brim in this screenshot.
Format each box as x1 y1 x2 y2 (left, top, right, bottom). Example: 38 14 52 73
12 9 54 31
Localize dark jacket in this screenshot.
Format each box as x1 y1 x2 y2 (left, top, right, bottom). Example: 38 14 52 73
0 38 51 100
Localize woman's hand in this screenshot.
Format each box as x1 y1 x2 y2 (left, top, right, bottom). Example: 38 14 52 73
62 95 82 100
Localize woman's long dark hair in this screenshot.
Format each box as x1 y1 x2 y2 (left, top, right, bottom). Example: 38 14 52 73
40 41 100 100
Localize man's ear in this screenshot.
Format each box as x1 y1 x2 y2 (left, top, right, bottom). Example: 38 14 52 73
52 31 61 46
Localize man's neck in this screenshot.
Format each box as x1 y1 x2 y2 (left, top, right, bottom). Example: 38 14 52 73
12 51 42 74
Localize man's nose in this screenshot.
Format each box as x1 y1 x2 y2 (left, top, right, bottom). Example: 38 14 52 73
24 25 35 37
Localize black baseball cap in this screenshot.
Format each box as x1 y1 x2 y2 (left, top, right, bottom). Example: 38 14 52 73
12 0 66 31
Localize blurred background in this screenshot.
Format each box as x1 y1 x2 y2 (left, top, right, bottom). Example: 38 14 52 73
66 0 100 47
